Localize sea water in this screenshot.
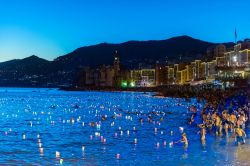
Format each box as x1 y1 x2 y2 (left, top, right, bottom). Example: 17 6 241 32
0 88 248 165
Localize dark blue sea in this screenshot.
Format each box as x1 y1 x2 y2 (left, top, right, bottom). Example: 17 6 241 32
0 88 249 165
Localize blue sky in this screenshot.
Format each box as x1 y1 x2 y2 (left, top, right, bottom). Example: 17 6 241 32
0 0 249 61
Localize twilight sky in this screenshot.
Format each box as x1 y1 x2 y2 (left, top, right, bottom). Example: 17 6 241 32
0 0 249 62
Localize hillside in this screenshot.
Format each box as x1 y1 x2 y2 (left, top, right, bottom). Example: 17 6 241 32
56 35 234 68
0 35 235 87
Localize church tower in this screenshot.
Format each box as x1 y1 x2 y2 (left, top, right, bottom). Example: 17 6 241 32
113 50 121 87
113 50 120 76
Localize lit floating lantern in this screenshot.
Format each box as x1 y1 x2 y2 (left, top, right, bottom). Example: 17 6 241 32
38 143 42 148
127 130 130 135
133 127 136 131
60 159 63 165
103 138 106 143
38 139 41 143
82 122 85 126
100 136 104 142
116 153 120 159
120 131 123 135
90 135 93 140
37 134 40 138
9 128 12 132
39 147 44 154
156 142 160 148
114 133 118 138
56 151 60 158
82 146 85 151
154 128 157 133
96 124 101 130
163 141 167 146
118 127 121 130
161 131 164 135
170 131 173 135
22 134 26 140
179 127 184 133
134 138 137 144
169 141 173 147
5 132 7 136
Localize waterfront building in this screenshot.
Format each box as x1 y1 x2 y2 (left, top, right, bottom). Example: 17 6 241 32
82 41 250 88
214 44 226 57
194 60 202 80
82 51 121 87
186 64 193 82
155 63 169 86
200 62 207 79
206 44 226 60
130 68 155 87
215 44 250 77
176 69 188 84
168 67 174 84
83 65 115 87
207 60 216 79
130 70 141 87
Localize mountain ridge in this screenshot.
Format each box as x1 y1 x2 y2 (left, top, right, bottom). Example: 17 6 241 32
0 35 235 87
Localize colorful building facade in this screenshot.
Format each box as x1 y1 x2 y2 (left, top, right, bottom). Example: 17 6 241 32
155 43 250 86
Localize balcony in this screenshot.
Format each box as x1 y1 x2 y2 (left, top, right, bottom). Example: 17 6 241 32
215 75 246 81
215 65 246 71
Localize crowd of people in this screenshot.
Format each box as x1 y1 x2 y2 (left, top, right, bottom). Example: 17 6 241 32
188 88 250 146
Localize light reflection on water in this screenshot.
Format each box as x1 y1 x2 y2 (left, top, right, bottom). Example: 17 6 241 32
0 88 248 165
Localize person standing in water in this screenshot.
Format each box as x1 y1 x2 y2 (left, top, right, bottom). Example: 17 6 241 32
198 124 206 142
235 126 246 145
175 132 188 147
215 113 222 135
230 112 237 132
224 122 229 136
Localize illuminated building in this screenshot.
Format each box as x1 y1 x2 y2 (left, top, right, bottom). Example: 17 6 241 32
177 69 188 84
195 60 202 80
130 69 155 87
168 67 174 84
207 60 216 79
215 44 250 87
185 64 192 82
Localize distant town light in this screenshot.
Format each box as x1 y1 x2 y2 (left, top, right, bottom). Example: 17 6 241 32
130 82 135 87
233 55 237 62
121 81 127 88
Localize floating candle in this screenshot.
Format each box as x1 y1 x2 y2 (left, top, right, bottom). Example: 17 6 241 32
116 153 120 159
56 151 60 158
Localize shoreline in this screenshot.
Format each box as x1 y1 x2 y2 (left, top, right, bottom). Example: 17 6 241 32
60 85 249 105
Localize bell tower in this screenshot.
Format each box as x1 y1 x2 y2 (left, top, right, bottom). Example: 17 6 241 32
113 50 121 87
113 50 120 76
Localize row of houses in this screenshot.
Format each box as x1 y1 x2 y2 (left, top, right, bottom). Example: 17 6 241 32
156 43 250 86
82 52 156 88
82 42 250 88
